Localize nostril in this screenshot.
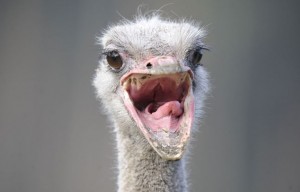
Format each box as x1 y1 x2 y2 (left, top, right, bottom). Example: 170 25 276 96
146 63 152 69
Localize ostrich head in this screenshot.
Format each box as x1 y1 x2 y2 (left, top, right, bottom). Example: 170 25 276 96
94 16 210 160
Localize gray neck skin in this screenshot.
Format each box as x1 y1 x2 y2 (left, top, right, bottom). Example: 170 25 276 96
115 122 188 192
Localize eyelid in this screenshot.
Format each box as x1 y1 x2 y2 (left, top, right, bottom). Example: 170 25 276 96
99 50 120 61
199 45 210 51
101 49 118 55
193 44 210 52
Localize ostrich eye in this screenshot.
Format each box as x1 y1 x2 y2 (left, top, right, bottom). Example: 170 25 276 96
106 51 123 70
191 51 203 65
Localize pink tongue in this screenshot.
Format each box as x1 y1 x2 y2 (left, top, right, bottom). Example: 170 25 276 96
147 101 183 119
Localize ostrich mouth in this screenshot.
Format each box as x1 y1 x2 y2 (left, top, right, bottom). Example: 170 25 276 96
121 72 194 160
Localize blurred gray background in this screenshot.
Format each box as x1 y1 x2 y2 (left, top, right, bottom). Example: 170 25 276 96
1 0 299 192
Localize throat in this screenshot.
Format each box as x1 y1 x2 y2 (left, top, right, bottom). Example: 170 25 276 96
116 124 188 192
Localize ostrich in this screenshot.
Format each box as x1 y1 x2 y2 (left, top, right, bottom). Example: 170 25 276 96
93 15 210 192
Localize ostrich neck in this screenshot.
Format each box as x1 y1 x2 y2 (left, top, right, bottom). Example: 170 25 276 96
115 123 188 192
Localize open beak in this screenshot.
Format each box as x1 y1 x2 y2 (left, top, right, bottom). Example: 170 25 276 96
120 56 195 160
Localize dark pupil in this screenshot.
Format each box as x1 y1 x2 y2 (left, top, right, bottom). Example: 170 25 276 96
106 51 123 69
192 51 202 64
